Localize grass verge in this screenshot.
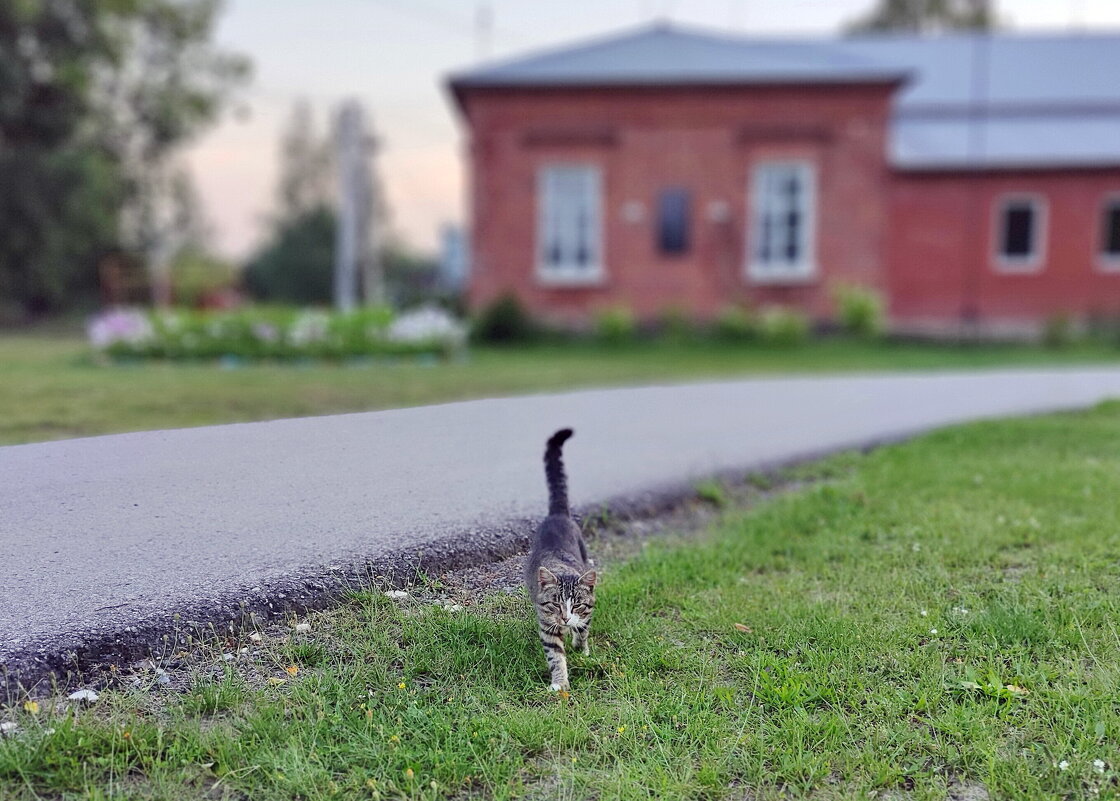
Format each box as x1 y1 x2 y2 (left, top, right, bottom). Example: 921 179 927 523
3 406 1120 799
4 331 1120 445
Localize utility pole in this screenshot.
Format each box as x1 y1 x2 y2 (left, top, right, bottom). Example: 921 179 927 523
334 102 361 312
333 101 385 310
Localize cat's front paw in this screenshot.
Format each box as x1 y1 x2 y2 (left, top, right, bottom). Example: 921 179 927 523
549 682 569 692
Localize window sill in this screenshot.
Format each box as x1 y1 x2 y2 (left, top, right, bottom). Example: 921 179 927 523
992 258 1043 274
536 269 606 288
745 265 818 286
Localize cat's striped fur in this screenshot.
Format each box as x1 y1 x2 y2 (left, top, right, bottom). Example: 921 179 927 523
525 428 596 691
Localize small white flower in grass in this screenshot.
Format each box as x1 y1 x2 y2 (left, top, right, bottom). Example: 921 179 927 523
294 623 312 633
920 609 928 617
384 590 409 599
68 689 99 703
929 628 938 634
911 543 921 552
952 606 969 615
444 604 464 612
1058 760 1070 771
1094 759 1106 773
0 722 18 736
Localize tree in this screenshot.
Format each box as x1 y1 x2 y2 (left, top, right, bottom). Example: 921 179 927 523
243 207 336 305
847 0 994 33
0 0 248 315
276 100 333 224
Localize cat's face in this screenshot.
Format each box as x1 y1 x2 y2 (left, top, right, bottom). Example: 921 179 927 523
537 568 596 629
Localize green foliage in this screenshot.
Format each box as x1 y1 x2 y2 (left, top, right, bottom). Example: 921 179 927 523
834 283 885 339
1042 312 1075 349
470 293 539 345
170 245 236 307
714 305 759 342
847 0 996 32
758 306 810 346
243 207 336 304
694 480 727 508
657 306 695 342
595 305 637 345
0 0 247 314
87 305 463 361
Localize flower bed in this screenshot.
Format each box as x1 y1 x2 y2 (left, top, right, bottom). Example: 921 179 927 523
87 306 467 361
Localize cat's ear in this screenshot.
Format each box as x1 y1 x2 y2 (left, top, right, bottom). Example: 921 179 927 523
578 570 597 588
538 567 559 588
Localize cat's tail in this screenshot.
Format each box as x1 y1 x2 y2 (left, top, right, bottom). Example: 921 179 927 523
544 428 574 516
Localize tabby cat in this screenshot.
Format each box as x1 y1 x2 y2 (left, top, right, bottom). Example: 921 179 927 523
525 428 597 691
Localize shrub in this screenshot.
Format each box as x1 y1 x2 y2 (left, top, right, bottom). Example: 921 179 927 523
834 283 885 338
87 305 465 361
758 306 810 346
714 305 759 342
658 305 695 342
595 305 637 345
1042 312 1075 349
470 293 539 345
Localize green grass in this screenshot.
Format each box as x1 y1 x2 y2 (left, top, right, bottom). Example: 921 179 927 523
5 406 1120 799
4 329 1120 445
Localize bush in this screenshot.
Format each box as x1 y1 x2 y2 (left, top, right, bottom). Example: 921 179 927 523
595 305 637 345
758 306 810 346
470 293 539 345
87 305 466 361
243 207 335 304
1042 312 1075 349
171 246 237 307
834 283 885 338
658 306 695 342
714 305 759 342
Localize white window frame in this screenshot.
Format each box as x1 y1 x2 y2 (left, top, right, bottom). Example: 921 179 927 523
993 193 1047 273
746 160 817 284
1097 193 1120 273
536 164 605 286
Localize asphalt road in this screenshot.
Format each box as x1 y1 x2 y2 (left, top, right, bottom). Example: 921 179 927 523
5 368 1120 684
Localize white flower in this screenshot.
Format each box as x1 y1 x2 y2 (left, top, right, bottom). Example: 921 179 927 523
288 312 330 346
384 590 409 599
920 609 928 617
87 308 154 349
1058 760 1070 771
386 306 466 346
0 721 17 736
68 689 99 703
1094 759 1106 773
930 628 938 634
952 606 970 615
294 622 312 633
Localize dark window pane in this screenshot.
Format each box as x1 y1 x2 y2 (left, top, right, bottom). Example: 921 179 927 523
1103 203 1120 256
1002 203 1035 257
658 188 690 255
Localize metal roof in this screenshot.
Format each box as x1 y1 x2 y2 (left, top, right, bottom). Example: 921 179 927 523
449 25 1120 170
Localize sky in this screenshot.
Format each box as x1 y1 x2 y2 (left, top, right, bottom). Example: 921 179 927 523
184 0 1120 260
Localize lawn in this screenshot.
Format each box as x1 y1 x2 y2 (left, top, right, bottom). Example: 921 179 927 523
3 405 1119 799
4 329 1120 446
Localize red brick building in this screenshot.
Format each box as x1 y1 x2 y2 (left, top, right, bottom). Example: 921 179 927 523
448 25 1120 335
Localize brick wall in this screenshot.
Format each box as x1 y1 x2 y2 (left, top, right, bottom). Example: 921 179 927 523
889 169 1120 329
455 83 897 324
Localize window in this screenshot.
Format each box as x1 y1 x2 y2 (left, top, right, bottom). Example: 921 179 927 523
748 161 816 282
537 165 603 284
1099 197 1120 268
657 188 690 255
994 195 1045 270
